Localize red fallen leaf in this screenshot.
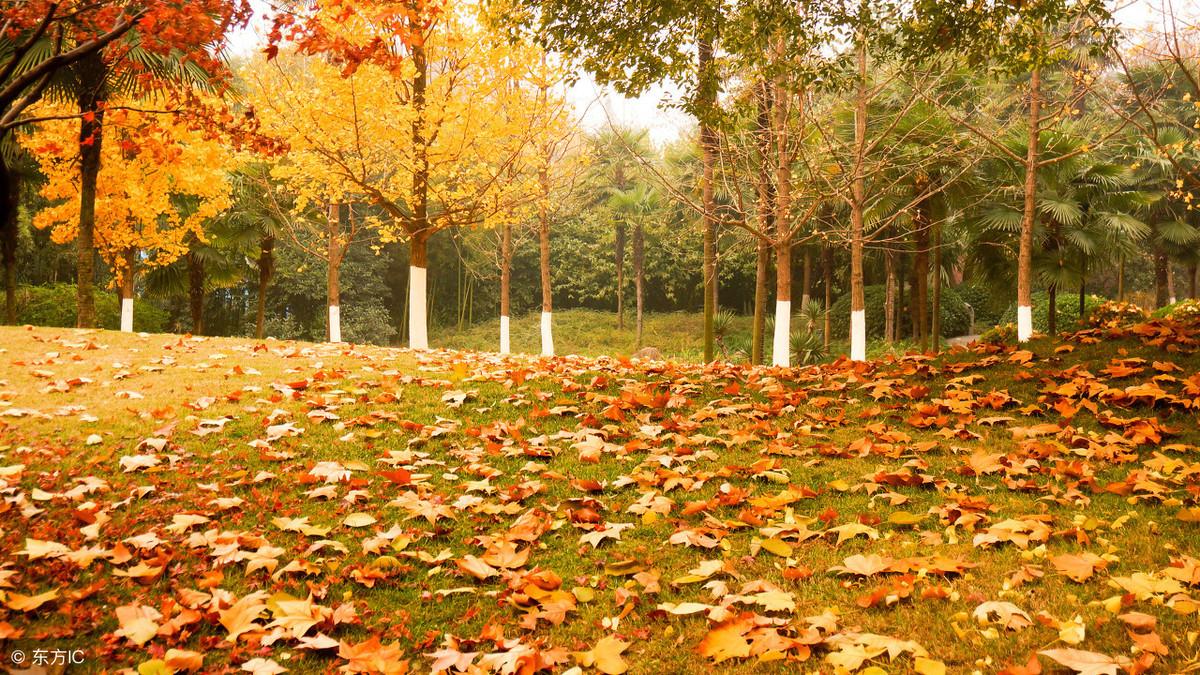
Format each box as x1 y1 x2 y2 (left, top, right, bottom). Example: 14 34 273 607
783 565 813 581
571 478 604 492
338 635 409 674
568 507 602 524
999 652 1043 675
380 469 412 486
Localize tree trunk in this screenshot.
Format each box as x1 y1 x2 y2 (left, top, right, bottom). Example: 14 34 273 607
1168 259 1177 304
773 238 791 367
770 64 793 367
499 222 512 354
539 164 553 357
119 248 135 332
752 238 768 365
1078 276 1086 321
75 53 106 329
823 245 832 350
912 181 931 350
699 32 717 362
1047 283 1057 335
1 160 18 324
615 222 625 329
408 231 429 348
931 218 942 352
751 78 774 366
884 246 896 343
800 248 812 310
407 33 431 349
849 37 868 361
634 221 644 349
327 203 343 343
255 234 274 339
187 251 204 335
1190 263 1198 299
1155 250 1169 309
1017 67 1041 342
1117 256 1125 301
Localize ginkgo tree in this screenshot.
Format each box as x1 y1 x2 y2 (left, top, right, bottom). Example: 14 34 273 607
21 104 233 330
247 0 549 348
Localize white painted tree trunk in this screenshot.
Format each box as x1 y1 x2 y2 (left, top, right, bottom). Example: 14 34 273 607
540 311 554 356
499 315 510 354
408 266 428 349
120 297 133 333
328 305 341 343
850 309 866 362
1017 305 1033 342
772 300 790 367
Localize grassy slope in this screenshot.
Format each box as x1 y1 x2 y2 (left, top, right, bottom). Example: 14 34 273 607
0 320 1198 673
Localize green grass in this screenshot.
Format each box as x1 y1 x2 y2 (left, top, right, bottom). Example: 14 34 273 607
1 319 1199 673
435 308 970 364
435 309 755 361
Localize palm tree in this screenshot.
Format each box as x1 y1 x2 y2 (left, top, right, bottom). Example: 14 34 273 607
607 182 661 348
587 127 653 328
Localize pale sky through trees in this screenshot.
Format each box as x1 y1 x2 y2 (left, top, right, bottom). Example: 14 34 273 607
226 0 1188 148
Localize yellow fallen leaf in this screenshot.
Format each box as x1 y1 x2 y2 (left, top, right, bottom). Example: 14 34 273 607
342 512 377 528
914 657 946 675
759 537 793 557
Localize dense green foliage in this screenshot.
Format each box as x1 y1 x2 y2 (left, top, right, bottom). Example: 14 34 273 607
15 284 168 332
829 285 971 341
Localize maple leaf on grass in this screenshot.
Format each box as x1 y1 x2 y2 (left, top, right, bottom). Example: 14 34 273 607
242 658 288 675
973 601 1033 630
456 555 500 580
220 591 269 642
1038 648 1131 675
1050 552 1109 583
574 635 630 674
339 636 408 674
115 603 162 646
697 612 756 663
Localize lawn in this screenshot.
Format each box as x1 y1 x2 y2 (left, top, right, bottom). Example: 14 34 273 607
0 317 1198 674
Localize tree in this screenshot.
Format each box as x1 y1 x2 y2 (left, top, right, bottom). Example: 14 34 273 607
22 103 233 331
248 2 548 348
508 0 728 360
607 183 660 348
1 0 251 327
586 127 652 330
906 0 1118 341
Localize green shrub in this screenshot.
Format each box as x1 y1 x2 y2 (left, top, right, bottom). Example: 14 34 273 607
829 284 971 340
16 284 168 333
998 291 1104 334
790 330 825 365
341 304 397 345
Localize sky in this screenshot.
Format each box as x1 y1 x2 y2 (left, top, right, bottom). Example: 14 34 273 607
226 0 1195 149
